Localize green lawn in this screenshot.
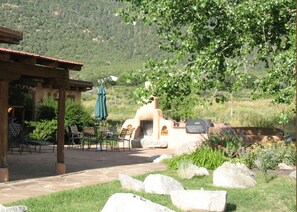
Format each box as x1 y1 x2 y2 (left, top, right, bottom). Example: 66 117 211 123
6 170 296 211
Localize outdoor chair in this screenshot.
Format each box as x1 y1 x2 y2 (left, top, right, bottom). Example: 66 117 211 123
114 127 135 151
8 121 31 153
82 126 99 150
67 125 83 148
29 131 56 153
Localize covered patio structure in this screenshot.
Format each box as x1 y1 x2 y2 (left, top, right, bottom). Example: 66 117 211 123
0 26 83 182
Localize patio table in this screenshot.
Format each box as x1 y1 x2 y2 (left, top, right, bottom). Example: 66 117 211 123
99 129 117 151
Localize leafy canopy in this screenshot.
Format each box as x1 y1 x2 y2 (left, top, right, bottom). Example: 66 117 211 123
117 0 296 120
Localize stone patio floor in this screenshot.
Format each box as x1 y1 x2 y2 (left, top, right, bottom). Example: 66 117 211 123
0 147 174 204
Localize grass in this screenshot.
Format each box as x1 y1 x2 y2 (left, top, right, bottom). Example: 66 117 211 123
6 170 296 211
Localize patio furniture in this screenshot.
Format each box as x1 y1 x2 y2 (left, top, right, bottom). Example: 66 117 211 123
99 128 117 151
29 140 55 153
8 121 31 153
113 127 135 151
67 125 83 148
82 126 100 150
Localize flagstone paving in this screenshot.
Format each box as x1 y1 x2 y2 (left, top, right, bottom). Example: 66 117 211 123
0 147 173 204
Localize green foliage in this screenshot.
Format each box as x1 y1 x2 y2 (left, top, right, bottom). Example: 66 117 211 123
65 99 95 127
206 132 245 158
253 141 296 171
8 76 37 106
253 31 296 104
167 146 227 170
37 96 58 120
118 0 296 119
27 119 57 141
36 96 94 126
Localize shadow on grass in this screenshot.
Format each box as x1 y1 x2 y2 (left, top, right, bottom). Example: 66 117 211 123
226 203 237 211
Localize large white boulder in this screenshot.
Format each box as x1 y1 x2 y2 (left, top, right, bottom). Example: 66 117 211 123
101 193 174 212
174 140 200 155
144 174 184 194
170 190 227 212
119 173 145 192
0 204 27 212
147 154 173 163
152 154 173 163
213 162 256 188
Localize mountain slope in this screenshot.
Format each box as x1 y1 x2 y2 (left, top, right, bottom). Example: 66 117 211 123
0 0 162 82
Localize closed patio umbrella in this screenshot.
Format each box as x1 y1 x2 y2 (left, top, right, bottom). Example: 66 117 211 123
94 85 108 121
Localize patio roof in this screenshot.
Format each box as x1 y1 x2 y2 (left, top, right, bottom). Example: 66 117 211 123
0 26 23 44
0 27 84 182
69 79 93 91
0 47 83 71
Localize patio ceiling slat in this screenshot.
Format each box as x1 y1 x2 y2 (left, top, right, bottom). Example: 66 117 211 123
0 26 22 44
0 60 68 81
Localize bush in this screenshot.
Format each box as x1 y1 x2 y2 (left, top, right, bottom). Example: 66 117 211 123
252 141 296 170
65 99 95 127
167 146 227 170
205 132 246 158
37 96 57 120
27 119 58 142
37 97 95 127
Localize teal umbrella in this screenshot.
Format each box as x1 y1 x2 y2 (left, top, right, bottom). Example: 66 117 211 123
94 85 108 120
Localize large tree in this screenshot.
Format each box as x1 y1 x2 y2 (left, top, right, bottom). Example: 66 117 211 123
118 0 296 120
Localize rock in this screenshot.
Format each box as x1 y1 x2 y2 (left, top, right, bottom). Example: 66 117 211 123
140 137 168 148
235 162 255 177
152 154 173 163
193 166 209 176
170 190 227 212
119 173 145 192
213 162 256 188
178 163 209 179
289 170 296 180
174 140 200 155
0 204 27 212
101 193 174 212
278 163 295 170
144 174 184 194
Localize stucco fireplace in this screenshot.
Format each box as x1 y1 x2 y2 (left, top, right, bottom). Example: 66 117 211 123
122 97 172 148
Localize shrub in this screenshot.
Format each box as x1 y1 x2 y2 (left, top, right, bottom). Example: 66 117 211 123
253 141 296 170
65 99 95 127
205 132 246 158
167 146 227 170
27 119 58 142
37 97 95 127
37 96 57 120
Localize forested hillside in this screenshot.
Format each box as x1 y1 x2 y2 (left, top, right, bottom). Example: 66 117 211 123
0 0 163 82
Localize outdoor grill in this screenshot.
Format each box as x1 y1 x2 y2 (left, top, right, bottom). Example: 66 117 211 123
185 119 214 134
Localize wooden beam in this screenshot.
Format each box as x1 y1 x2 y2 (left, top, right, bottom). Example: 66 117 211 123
0 26 23 44
0 70 21 80
56 88 66 175
11 55 37 65
37 59 59 69
0 60 68 79
0 52 11 61
0 80 9 182
49 70 70 89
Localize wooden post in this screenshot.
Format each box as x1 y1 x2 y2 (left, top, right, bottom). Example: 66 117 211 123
0 80 9 182
56 88 66 175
